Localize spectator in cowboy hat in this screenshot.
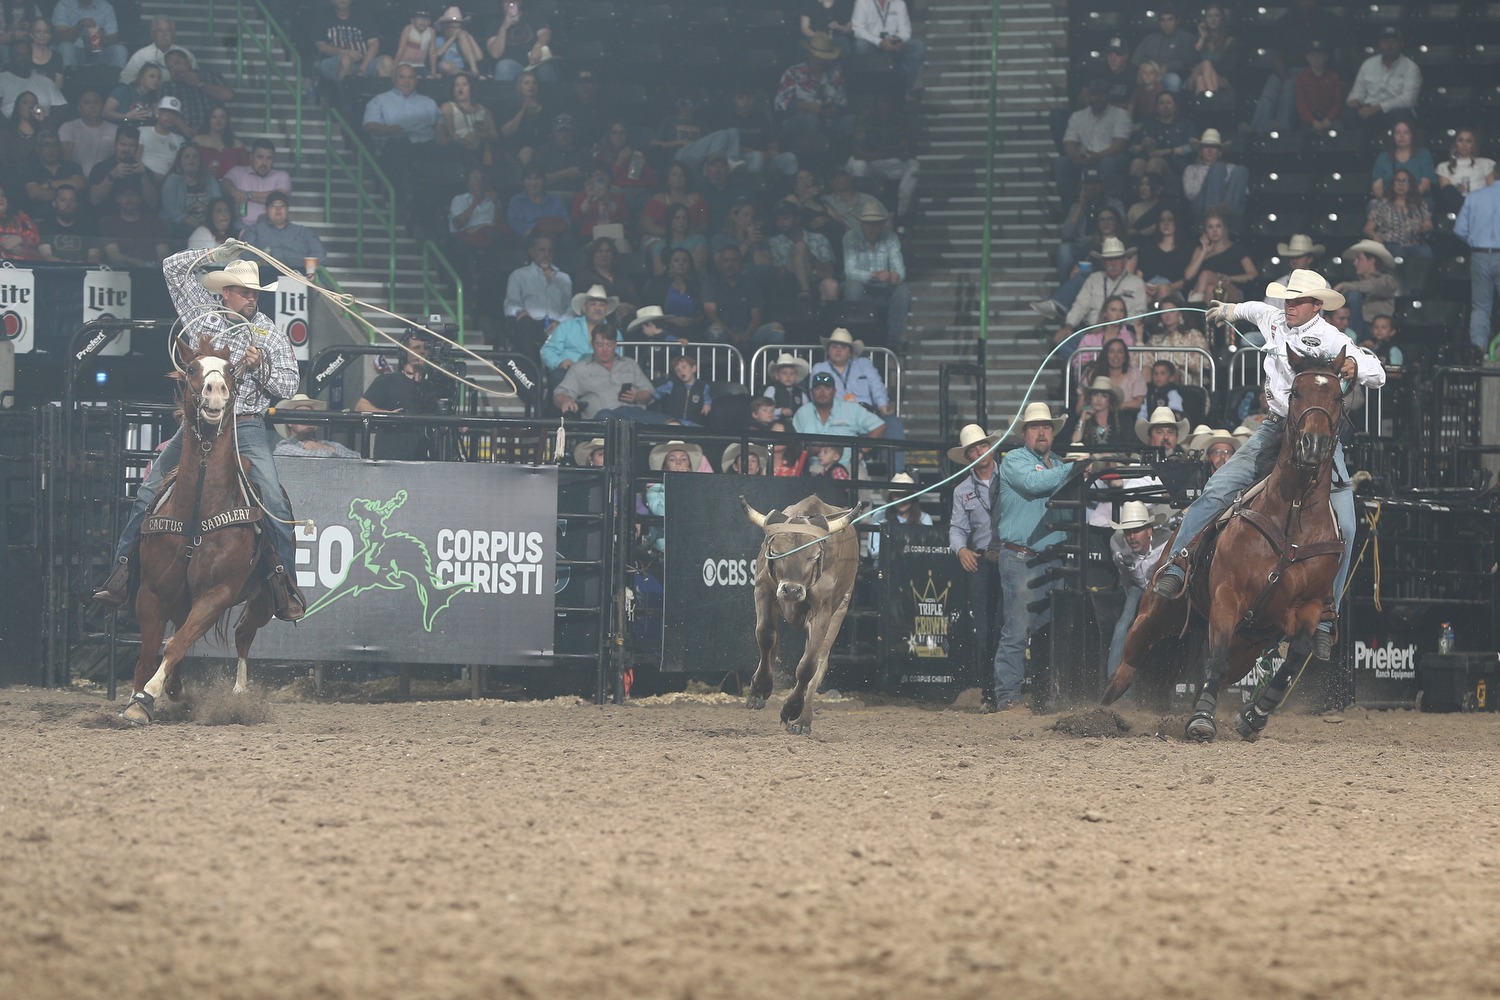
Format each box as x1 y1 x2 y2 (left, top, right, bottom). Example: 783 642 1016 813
947 422 1003 708
1053 236 1146 349
540 282 618 386
722 442 769 476
761 351 811 422
644 439 707 554
1189 427 1238 471
842 200 912 352
867 471 932 558
1135 404 1189 452
626 304 686 347
1066 375 1129 448
1334 239 1398 341
988 402 1080 713
573 437 605 467
1105 500 1171 681
1182 127 1248 223
773 32 856 161
1264 233 1324 314
273 394 360 459
812 326 905 466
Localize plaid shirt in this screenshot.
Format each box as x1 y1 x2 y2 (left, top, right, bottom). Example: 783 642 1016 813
163 247 300 416
1366 197 1430 248
774 61 847 114
841 228 904 285
163 69 227 135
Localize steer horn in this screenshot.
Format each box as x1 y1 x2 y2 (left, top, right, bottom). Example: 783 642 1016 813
740 496 768 529
824 501 868 534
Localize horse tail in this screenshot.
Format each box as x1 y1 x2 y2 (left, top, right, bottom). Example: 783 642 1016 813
212 608 234 647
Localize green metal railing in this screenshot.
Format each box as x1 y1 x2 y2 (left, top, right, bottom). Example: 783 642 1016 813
317 267 384 344
422 242 465 342
324 107 398 309
232 0 302 164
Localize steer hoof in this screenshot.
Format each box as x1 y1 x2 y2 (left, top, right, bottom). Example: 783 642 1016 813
746 693 767 710
784 719 812 736
1185 713 1217 742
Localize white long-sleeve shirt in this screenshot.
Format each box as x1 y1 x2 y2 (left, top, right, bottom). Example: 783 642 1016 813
851 0 911 45
1235 302 1386 417
1346 54 1422 113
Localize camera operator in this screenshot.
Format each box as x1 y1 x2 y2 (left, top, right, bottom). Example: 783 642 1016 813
356 329 446 460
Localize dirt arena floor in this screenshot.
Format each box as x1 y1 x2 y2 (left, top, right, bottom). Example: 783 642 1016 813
2 677 1498 1000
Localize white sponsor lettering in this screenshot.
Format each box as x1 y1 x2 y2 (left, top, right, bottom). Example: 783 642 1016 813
1354 640 1418 680
295 524 354 591
701 557 751 587
435 528 547 594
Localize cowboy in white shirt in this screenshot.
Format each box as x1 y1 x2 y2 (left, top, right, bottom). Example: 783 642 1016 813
1107 501 1171 680
1152 270 1385 658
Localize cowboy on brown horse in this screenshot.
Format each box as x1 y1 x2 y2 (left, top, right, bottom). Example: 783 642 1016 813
92 242 309 621
1149 270 1385 657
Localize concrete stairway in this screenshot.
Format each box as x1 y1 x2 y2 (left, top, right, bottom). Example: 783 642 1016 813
143 2 436 347
904 0 1068 440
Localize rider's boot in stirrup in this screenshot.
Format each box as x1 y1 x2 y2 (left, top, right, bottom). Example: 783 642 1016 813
1152 553 1189 599
92 553 134 610
1313 601 1337 660
269 564 307 622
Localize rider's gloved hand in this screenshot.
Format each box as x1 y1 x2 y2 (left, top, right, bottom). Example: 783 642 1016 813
1204 299 1236 326
204 239 248 265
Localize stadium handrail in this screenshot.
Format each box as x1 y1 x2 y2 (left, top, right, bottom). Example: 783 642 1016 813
422 242 465 341
324 107 398 310
232 0 303 164
316 266 385 344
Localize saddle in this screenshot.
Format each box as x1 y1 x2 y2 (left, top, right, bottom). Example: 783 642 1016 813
139 462 285 577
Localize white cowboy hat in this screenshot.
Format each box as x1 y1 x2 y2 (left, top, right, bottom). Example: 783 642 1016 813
1088 236 1134 261
1187 423 1213 441
272 392 327 438
1232 423 1256 442
627 305 665 333
819 327 865 356
1342 238 1397 271
855 201 890 223
888 471 918 497
648 439 704 471
572 437 605 467
436 5 466 23
1277 233 1325 258
947 422 1002 465
1264 268 1346 310
1083 375 1124 406
802 31 841 60
569 283 620 315
1135 405 1190 446
524 45 554 71
1010 402 1067 438
1191 428 1240 453
1191 127 1229 148
201 258 265 294
1109 500 1166 531
722 441 770 474
768 352 811 381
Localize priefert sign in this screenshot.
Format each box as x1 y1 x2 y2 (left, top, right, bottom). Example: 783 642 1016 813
1355 640 1417 680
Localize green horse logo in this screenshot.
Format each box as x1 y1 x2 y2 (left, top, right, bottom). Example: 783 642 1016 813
301 489 474 630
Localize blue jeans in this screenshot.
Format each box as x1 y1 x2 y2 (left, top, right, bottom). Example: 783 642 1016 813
845 279 912 348
780 112 856 155
116 418 296 572
590 407 675 423
992 547 1059 705
317 54 384 82
706 322 785 347
494 58 558 83
675 128 740 175
1166 415 1357 614
853 37 926 93
1471 250 1500 351
61 39 127 69
1108 585 1142 678
1250 73 1295 136
746 150 798 176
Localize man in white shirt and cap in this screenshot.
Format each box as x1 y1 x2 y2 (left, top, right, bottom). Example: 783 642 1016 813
1151 269 1386 659
1107 501 1170 682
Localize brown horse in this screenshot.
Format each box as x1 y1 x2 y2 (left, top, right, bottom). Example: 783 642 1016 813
121 336 274 725
1102 345 1349 741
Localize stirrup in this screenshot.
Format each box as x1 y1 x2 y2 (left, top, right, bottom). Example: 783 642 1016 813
92 555 133 610
1313 627 1335 661
1152 568 1186 599
269 565 306 622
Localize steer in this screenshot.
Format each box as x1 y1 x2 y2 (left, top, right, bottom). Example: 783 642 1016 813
741 495 863 734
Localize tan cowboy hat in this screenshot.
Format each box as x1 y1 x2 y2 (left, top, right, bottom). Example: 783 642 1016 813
524 45 554 71
572 437 605 467
947 423 1002 465
768 352 811 381
802 31 841 60
436 5 465 23
1109 500 1166 531
1232 423 1256 442
722 441 770 474
1191 127 1230 148
1084 375 1124 406
1342 239 1396 271
1277 233 1325 258
855 201 890 224
820 327 865 356
1191 428 1240 454
1012 401 1067 437
627 305 665 333
272 392 327 438
1135 405 1190 446
201 258 265 294
1264 268 1346 311
888 472 918 497
648 439 704 471
1088 236 1134 261
570 283 620 315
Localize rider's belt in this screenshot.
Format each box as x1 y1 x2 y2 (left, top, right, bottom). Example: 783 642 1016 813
142 507 263 535
1000 542 1038 558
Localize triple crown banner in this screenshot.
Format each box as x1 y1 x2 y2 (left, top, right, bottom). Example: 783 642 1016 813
197 461 558 666
661 474 856 674
879 525 969 691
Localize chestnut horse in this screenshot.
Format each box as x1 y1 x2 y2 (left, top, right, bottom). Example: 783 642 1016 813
1102 346 1349 741
121 336 274 725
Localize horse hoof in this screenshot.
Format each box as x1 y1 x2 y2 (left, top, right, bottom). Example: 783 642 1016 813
1234 707 1268 742
120 703 151 726
1185 714 1217 742
746 694 766 710
784 720 811 736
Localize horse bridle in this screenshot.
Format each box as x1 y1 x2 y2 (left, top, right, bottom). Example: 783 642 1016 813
1285 368 1344 472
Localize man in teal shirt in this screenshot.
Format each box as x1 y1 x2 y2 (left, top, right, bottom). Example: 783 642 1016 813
988 403 1081 712
792 371 886 471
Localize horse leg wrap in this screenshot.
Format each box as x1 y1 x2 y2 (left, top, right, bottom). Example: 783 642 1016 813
1233 703 1269 741
123 690 155 723
1186 678 1220 741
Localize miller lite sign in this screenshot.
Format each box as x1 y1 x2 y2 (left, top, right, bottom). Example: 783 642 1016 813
83 269 133 355
0 266 35 353
273 280 311 361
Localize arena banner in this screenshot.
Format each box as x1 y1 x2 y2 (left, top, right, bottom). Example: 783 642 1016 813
879 524 968 693
83 268 132 355
196 461 557 666
661 475 856 674
272 280 312 361
0 267 35 353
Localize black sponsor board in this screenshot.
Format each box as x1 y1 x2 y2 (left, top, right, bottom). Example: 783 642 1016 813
661 474 854 674
194 461 558 666
878 524 969 697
